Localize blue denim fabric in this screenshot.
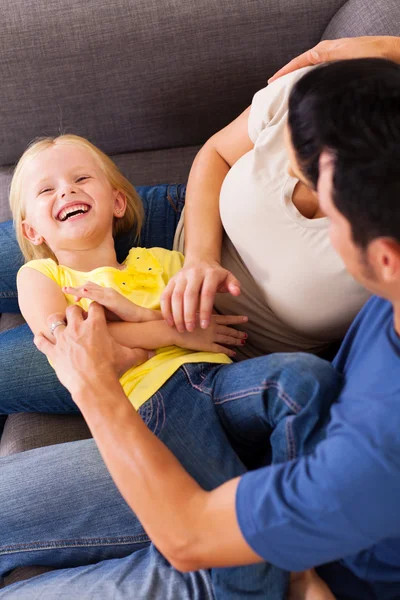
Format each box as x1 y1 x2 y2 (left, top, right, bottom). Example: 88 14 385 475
0 183 186 313
0 184 186 415
0 355 341 599
0 546 215 600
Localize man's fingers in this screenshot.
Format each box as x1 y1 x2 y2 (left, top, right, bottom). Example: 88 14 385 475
46 312 66 338
34 332 55 357
86 301 107 324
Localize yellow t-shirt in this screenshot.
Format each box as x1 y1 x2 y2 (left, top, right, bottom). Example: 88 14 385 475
20 247 231 410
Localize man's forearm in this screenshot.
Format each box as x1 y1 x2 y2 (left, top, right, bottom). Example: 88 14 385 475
75 380 260 572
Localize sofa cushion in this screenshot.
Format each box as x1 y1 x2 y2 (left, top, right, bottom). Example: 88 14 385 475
323 0 400 39
0 413 91 457
0 0 346 167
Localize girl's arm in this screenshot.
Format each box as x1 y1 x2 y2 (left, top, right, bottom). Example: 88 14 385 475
17 268 69 339
161 107 254 333
18 268 246 357
108 314 247 357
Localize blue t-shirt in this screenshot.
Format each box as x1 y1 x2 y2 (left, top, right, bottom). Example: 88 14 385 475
236 296 400 599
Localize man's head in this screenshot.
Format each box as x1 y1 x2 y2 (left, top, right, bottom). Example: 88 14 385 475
287 58 400 298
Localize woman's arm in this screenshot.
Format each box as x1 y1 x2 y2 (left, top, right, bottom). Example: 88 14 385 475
268 36 400 82
161 107 254 333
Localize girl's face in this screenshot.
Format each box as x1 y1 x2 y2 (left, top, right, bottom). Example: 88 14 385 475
21 144 125 254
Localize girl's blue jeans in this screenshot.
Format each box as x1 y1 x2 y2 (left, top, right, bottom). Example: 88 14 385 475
0 184 342 599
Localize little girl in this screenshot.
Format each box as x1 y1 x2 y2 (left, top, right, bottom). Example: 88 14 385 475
11 133 278 599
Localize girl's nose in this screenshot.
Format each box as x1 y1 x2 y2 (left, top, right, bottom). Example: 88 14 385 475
61 188 77 199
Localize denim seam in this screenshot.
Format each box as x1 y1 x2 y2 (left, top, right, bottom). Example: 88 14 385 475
285 415 297 460
181 365 213 396
0 535 150 555
0 292 18 298
155 390 166 433
213 381 302 414
166 185 179 213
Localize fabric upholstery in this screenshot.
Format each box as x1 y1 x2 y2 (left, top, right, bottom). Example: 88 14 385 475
0 413 91 457
0 0 345 167
323 0 400 39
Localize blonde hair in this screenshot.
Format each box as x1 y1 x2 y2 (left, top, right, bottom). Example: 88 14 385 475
9 134 144 262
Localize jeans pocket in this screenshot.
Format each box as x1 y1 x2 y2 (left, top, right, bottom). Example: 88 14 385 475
138 392 166 437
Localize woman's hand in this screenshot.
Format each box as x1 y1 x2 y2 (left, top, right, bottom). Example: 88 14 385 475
63 282 162 323
268 36 399 83
161 259 241 333
175 314 248 357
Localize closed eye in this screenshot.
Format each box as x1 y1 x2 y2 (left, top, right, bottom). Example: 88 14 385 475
38 187 53 195
76 176 90 182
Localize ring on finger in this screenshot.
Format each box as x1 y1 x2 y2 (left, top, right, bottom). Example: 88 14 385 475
50 320 66 336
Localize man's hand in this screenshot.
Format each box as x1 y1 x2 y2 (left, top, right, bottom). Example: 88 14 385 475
34 303 152 397
268 36 397 83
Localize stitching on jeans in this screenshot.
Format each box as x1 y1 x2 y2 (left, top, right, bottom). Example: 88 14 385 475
214 381 302 414
156 391 166 432
0 292 18 298
0 535 150 555
181 365 212 396
166 185 179 213
285 415 296 460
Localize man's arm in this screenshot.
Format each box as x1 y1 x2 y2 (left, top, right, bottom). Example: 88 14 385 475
75 378 262 571
34 303 261 571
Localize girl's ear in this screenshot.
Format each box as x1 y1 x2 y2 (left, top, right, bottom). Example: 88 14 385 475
113 191 127 218
21 220 44 245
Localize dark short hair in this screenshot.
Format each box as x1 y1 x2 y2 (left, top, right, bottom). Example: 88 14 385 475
288 58 400 249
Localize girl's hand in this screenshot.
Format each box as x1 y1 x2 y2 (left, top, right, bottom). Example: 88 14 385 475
161 259 241 333
268 36 395 83
62 282 162 324
175 314 248 357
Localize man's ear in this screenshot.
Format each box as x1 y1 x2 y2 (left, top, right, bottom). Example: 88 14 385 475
21 220 44 245
113 191 127 218
371 238 400 283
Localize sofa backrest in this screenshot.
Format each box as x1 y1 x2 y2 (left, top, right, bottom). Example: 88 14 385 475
1 0 400 221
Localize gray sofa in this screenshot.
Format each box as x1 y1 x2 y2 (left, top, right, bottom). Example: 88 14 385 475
0 0 400 587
